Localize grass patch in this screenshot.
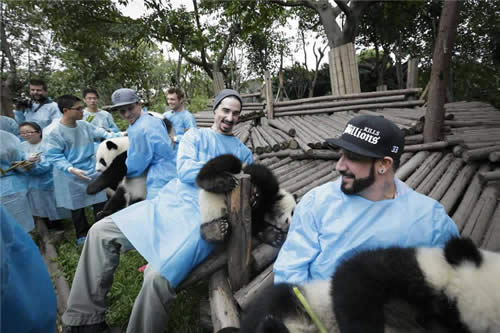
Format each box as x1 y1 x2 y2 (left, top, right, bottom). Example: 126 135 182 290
55 211 211 332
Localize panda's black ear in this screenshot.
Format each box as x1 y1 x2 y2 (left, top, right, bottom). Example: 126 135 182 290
106 140 119 150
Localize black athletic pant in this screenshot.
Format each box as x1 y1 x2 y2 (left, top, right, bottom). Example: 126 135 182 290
71 201 107 239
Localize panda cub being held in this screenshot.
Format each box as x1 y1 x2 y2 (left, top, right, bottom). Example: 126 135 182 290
239 237 500 333
86 136 146 219
87 117 175 219
196 154 296 247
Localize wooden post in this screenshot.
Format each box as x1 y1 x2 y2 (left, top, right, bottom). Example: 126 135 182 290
265 70 274 119
407 59 419 89
209 269 240 331
226 174 252 292
213 71 225 94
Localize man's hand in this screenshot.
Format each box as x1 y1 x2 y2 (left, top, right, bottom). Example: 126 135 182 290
68 167 91 181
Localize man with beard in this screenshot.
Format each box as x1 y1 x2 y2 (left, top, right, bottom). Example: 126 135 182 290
14 79 61 129
273 115 459 285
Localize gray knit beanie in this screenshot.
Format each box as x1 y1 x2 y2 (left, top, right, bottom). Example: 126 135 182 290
213 89 242 113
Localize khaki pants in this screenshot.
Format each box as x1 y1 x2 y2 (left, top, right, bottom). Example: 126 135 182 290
62 217 176 333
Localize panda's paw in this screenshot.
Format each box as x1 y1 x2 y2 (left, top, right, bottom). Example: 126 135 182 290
200 172 239 193
259 226 286 248
201 217 231 243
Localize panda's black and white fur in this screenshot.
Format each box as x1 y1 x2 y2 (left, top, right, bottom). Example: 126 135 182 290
239 237 500 333
87 116 175 218
196 154 296 246
87 137 146 218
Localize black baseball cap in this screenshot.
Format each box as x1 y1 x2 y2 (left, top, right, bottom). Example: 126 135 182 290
326 115 404 161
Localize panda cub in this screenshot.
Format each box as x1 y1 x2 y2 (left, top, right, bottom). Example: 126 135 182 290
87 117 175 218
196 154 296 247
86 136 146 219
239 237 500 333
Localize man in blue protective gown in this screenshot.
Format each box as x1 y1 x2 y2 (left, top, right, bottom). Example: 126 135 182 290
110 88 176 200
273 115 460 285
62 89 252 333
61 89 252 333
162 87 197 152
14 78 61 129
0 206 57 333
44 95 122 245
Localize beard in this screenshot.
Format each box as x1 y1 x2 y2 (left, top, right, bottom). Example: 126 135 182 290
340 161 375 195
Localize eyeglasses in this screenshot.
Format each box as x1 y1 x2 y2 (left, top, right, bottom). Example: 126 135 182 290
20 131 39 136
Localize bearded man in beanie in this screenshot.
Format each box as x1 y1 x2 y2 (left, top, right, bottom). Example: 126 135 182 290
273 115 459 285
62 89 252 333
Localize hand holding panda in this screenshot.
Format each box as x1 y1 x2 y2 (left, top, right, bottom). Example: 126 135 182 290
196 154 296 247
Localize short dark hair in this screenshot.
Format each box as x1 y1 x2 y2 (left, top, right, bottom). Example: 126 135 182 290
29 79 47 90
83 88 99 98
167 87 184 100
57 95 82 113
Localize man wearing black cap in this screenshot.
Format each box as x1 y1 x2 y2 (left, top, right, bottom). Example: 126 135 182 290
62 89 252 333
273 115 459 285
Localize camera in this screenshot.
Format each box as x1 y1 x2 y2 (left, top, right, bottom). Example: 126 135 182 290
13 96 33 110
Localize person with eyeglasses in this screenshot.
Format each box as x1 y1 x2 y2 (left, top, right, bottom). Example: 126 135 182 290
108 88 177 200
273 115 459 285
19 121 71 231
14 78 61 129
43 95 122 245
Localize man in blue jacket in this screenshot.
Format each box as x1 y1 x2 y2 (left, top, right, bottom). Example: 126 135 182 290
273 115 459 285
110 88 176 200
62 89 251 333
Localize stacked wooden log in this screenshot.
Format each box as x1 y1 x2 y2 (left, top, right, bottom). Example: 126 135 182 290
272 88 423 116
442 101 500 165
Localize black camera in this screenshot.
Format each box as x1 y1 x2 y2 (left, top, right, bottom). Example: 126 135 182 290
13 96 33 110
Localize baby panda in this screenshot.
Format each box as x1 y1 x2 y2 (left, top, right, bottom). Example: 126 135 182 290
87 117 175 218
86 136 146 219
333 237 500 333
239 237 500 333
195 154 296 247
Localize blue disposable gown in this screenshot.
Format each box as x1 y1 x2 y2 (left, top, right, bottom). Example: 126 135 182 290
14 101 61 129
273 178 460 285
163 109 197 150
83 109 120 133
112 128 253 287
0 206 57 333
0 115 19 136
44 121 122 210
0 131 36 231
20 140 71 220
126 112 176 199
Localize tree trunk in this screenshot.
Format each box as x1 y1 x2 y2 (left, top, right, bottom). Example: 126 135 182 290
0 2 16 117
424 0 460 142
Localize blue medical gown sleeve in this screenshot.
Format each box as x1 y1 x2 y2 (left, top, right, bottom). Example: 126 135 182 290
176 129 208 185
43 134 73 174
126 132 154 178
273 192 322 285
0 207 57 333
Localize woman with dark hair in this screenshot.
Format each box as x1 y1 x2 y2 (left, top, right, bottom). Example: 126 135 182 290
19 121 70 229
